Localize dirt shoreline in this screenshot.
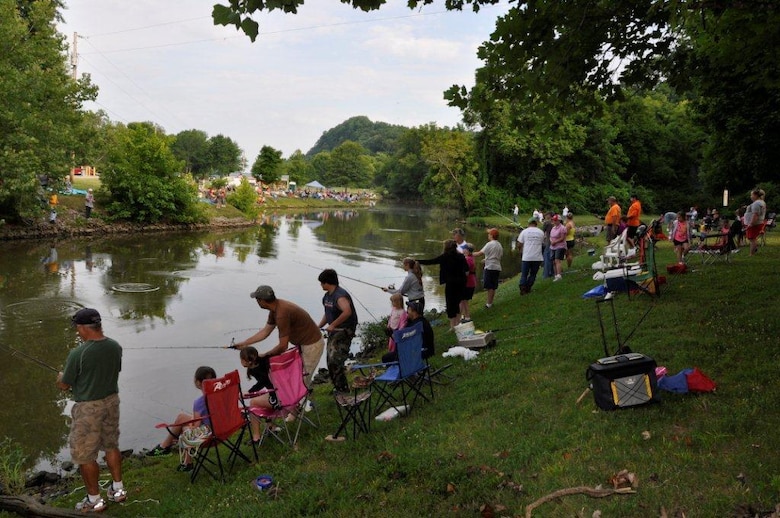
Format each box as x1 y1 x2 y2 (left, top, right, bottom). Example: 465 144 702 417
0 207 255 241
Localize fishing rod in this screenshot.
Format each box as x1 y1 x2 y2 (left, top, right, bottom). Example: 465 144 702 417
292 260 386 289
128 339 236 351
0 343 60 373
292 260 382 322
485 206 522 226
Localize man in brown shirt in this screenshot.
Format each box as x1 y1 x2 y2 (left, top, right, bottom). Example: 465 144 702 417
233 285 325 387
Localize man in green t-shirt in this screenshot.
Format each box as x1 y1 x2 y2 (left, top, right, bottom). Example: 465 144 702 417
57 308 126 512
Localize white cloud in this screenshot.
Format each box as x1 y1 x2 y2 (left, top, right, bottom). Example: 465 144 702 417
58 0 510 160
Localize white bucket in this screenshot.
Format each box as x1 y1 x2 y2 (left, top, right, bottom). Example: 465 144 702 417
453 321 475 340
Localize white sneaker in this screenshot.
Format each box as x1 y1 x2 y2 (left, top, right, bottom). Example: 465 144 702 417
553 275 562 282
107 485 127 503
75 495 106 512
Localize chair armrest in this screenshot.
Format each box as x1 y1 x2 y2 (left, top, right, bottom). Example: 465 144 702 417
243 388 274 399
155 415 208 430
351 361 396 372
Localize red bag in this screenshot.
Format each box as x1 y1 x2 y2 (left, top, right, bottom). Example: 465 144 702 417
666 263 687 274
685 367 716 392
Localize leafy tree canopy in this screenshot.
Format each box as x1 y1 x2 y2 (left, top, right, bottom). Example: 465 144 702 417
100 122 206 224
251 145 284 184
324 140 374 188
172 129 211 178
0 0 97 222
207 134 244 176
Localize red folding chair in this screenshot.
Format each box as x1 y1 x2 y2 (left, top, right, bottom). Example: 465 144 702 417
170 370 256 483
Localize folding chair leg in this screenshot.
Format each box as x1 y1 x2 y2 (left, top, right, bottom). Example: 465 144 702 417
332 391 372 440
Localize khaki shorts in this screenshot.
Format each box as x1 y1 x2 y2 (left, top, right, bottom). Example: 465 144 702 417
300 337 325 388
69 393 120 464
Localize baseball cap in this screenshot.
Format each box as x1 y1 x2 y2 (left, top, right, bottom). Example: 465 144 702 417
607 196 616 201
487 228 499 239
249 285 275 301
451 228 465 237
72 308 101 326
552 215 560 222
527 217 538 224
406 300 423 313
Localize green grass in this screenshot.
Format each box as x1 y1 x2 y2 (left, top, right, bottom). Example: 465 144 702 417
45 232 780 517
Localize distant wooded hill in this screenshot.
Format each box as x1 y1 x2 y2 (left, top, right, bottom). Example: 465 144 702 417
305 116 407 157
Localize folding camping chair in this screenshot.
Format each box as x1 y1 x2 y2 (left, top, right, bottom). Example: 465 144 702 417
688 228 737 265
244 347 319 447
329 373 374 441
352 321 433 419
156 370 256 483
625 231 661 298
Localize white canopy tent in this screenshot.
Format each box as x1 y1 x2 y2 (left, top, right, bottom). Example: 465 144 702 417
305 180 326 190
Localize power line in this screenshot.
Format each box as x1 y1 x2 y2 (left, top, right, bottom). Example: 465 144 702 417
79 40 191 129
78 10 449 55
86 16 211 38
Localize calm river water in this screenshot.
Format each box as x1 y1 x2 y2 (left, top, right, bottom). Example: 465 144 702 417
0 205 521 470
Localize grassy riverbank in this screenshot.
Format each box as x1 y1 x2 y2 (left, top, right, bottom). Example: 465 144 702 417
36 230 780 516
0 180 365 241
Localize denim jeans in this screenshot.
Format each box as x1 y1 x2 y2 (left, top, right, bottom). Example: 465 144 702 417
519 261 543 292
542 246 554 279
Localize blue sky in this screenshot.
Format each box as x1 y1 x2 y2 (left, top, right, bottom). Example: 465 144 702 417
57 1 510 163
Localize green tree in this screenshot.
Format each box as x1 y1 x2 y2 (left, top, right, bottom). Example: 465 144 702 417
379 124 435 200
251 145 283 184
325 141 374 187
284 149 313 185
309 151 331 186
172 129 210 178
226 177 259 219
206 134 243 176
0 0 97 222
100 122 205 224
419 129 480 213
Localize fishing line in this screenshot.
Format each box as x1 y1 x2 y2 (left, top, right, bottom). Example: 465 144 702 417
125 345 228 350
0 343 60 373
343 284 380 323
292 260 386 289
291 259 382 322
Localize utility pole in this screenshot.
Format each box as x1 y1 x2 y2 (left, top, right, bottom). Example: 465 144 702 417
70 32 78 79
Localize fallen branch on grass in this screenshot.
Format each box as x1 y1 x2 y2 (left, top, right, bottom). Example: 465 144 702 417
0 494 83 517
524 486 635 518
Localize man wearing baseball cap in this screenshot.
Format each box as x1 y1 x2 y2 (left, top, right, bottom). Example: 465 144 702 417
57 308 126 512
233 285 324 388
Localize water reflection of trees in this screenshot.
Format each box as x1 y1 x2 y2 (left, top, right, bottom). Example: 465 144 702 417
0 240 86 469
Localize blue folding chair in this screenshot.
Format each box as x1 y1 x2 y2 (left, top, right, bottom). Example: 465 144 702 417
353 321 433 417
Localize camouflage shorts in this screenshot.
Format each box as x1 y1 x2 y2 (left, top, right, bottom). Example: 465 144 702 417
69 393 121 464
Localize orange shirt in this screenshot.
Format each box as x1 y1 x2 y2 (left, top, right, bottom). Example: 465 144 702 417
627 200 642 226
605 204 621 226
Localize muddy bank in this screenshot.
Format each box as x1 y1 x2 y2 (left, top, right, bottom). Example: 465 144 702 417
0 207 255 241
